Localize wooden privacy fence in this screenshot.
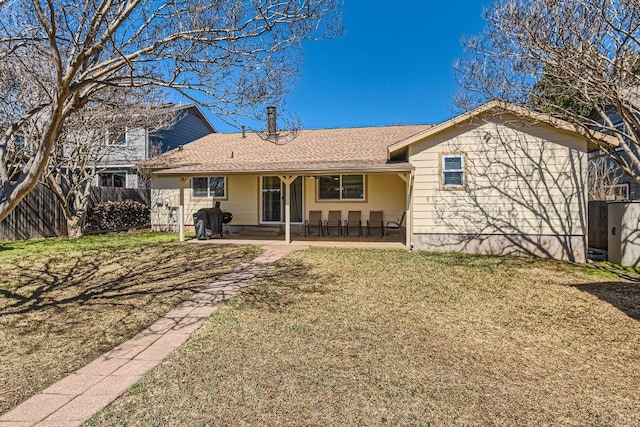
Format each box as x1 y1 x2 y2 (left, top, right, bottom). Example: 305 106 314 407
0 185 150 241
588 201 608 251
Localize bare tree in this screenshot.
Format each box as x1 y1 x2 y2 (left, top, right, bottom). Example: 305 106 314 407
0 0 342 222
42 90 176 237
456 0 640 183
588 155 624 200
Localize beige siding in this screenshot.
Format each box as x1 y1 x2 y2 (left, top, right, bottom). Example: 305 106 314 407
303 174 406 224
216 175 259 225
150 177 180 231
151 175 259 230
151 173 407 230
409 116 588 260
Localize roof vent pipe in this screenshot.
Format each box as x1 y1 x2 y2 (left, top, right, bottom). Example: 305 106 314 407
241 125 246 138
267 106 277 138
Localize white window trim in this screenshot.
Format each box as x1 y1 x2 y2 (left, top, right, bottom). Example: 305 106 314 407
106 127 128 147
317 174 366 201
442 154 465 188
12 134 27 149
99 171 127 188
191 176 227 199
605 183 629 200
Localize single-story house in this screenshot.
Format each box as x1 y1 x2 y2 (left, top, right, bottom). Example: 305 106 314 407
145 100 617 262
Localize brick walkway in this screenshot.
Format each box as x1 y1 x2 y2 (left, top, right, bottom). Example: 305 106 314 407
0 244 301 427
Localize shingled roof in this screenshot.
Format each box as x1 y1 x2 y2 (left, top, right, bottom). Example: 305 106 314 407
146 124 431 175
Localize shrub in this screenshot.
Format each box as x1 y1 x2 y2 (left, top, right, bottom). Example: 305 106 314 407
85 199 150 232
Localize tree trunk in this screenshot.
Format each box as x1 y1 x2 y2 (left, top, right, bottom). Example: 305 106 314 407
66 217 84 238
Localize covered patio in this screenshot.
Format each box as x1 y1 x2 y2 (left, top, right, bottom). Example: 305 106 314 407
165 170 414 247
145 124 430 250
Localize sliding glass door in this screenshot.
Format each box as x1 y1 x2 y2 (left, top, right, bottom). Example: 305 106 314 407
261 176 303 223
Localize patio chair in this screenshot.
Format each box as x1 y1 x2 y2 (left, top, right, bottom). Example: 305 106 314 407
366 211 384 237
384 211 406 241
343 210 362 236
324 210 342 236
304 210 323 236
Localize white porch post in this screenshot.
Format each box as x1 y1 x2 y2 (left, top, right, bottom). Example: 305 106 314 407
279 175 296 244
178 177 186 242
398 172 413 249
406 172 414 249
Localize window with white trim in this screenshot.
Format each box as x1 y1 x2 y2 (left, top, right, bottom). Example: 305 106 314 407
12 134 26 150
605 183 629 201
442 154 465 188
192 177 226 198
318 174 365 200
106 127 127 146
99 172 126 188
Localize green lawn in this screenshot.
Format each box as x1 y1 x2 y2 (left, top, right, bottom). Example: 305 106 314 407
87 248 640 426
0 232 260 415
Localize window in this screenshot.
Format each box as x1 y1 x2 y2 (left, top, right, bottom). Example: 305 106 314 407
605 183 629 201
192 177 226 198
318 174 365 200
12 134 26 150
442 154 465 188
99 172 126 188
106 127 127 146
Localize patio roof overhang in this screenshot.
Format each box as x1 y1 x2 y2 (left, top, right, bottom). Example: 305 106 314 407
164 163 415 249
150 163 414 177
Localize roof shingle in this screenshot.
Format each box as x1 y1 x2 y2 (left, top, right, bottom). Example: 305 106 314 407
146 124 431 174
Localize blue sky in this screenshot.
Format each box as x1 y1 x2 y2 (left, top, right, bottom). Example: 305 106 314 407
209 1 490 132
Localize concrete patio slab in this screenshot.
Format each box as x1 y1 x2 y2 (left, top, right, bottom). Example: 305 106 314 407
189 235 405 249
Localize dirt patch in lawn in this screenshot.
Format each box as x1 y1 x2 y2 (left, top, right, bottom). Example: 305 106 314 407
88 249 640 426
0 234 260 414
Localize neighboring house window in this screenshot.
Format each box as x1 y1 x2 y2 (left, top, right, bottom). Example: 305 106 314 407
318 174 365 200
192 177 226 198
605 183 629 200
12 134 26 150
99 172 126 188
106 127 127 146
442 154 465 188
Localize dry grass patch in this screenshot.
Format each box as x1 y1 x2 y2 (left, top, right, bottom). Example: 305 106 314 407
88 249 640 426
0 233 260 414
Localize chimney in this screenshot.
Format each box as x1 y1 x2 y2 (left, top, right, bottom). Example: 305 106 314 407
267 106 277 138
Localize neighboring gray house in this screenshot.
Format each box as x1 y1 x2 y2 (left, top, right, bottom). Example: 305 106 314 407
588 100 640 200
95 104 216 189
